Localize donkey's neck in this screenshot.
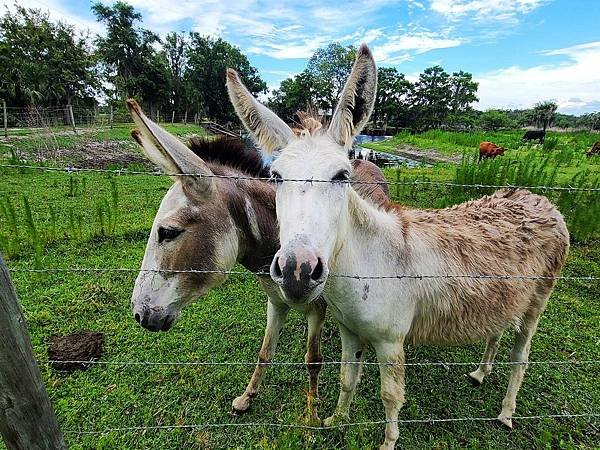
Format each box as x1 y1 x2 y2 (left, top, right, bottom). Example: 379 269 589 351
332 189 406 270
226 179 279 274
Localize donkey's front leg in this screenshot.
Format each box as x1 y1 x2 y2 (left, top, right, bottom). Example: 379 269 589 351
232 300 289 414
324 324 364 426
304 299 326 425
374 340 406 450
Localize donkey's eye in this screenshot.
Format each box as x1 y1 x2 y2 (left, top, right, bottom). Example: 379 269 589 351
158 227 183 243
332 170 350 183
270 171 283 183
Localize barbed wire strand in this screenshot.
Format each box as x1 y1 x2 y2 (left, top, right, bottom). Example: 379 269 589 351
38 359 600 367
1 164 599 192
8 267 599 281
67 413 600 434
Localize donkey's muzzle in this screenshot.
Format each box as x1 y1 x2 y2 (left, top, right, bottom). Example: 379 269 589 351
132 303 177 332
270 247 328 303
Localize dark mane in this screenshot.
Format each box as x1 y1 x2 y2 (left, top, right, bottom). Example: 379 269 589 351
188 136 270 178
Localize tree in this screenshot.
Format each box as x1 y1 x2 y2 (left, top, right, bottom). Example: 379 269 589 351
479 110 515 131
448 71 478 114
531 101 558 131
163 32 189 114
268 71 317 121
0 5 97 107
408 65 452 131
371 67 411 127
579 112 600 131
92 1 169 110
305 43 356 114
186 34 266 122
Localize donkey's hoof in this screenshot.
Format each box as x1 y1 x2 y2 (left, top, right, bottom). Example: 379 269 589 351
466 371 483 387
496 415 513 429
324 413 349 427
231 395 252 415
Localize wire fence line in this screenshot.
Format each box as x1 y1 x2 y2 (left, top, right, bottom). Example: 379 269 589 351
8 267 599 281
65 413 600 435
1 163 600 192
38 359 600 368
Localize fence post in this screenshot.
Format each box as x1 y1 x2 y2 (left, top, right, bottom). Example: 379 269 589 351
2 99 7 138
0 254 67 450
184 111 187 125
156 110 160 124
171 111 175 124
68 105 76 134
109 105 113 129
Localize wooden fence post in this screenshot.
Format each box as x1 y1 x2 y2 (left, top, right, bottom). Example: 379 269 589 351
2 99 7 138
156 110 160 124
0 254 67 450
109 105 113 129
68 105 76 134
184 111 187 125
171 111 175 124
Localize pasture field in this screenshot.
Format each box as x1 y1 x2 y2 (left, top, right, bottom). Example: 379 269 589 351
0 128 599 449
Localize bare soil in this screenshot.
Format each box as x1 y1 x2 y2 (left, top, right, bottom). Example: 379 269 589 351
392 143 462 164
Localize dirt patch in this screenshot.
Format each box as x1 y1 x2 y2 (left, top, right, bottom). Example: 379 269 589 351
54 140 151 169
47 331 104 372
391 144 462 164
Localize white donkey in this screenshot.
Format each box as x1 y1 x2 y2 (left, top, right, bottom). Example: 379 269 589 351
227 45 570 448
126 99 390 424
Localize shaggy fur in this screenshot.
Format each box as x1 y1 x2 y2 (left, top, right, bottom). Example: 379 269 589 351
227 44 571 450
188 136 270 178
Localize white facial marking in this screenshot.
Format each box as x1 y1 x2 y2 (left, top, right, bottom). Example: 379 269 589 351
245 197 262 242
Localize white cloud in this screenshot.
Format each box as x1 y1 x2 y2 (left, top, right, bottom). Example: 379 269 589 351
475 41 600 114
430 0 550 22
374 32 465 64
1 0 104 34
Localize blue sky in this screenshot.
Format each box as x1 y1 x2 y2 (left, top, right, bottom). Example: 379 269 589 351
6 0 600 114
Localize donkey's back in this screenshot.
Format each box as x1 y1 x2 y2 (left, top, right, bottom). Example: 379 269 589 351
405 189 569 345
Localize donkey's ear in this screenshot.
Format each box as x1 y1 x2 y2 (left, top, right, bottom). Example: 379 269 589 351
127 99 215 197
226 68 295 155
328 44 377 149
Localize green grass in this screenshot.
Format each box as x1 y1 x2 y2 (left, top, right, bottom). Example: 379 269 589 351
0 128 599 449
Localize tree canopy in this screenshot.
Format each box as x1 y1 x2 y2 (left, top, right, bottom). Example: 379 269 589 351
0 5 97 107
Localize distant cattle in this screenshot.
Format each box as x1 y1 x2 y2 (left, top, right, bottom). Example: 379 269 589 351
478 141 506 162
522 130 546 144
586 141 600 157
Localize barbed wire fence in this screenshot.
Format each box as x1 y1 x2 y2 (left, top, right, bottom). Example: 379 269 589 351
1 104 204 134
0 140 599 442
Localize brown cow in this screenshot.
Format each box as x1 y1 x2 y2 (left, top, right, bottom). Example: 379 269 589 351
586 141 600 157
478 141 506 162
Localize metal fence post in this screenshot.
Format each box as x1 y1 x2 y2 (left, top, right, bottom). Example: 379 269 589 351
171 110 175 124
0 254 67 450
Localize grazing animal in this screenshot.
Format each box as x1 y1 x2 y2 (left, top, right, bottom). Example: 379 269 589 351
478 141 506 162
126 99 389 424
586 141 600 157
522 129 546 144
227 44 570 449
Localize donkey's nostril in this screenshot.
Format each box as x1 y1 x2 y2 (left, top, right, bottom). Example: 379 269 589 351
311 257 324 281
134 313 141 323
273 257 283 278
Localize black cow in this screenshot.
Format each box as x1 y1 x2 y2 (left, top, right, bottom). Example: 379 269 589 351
522 130 546 144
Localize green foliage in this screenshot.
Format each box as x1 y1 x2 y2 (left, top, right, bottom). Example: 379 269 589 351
185 34 267 122
0 5 98 107
479 110 516 131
